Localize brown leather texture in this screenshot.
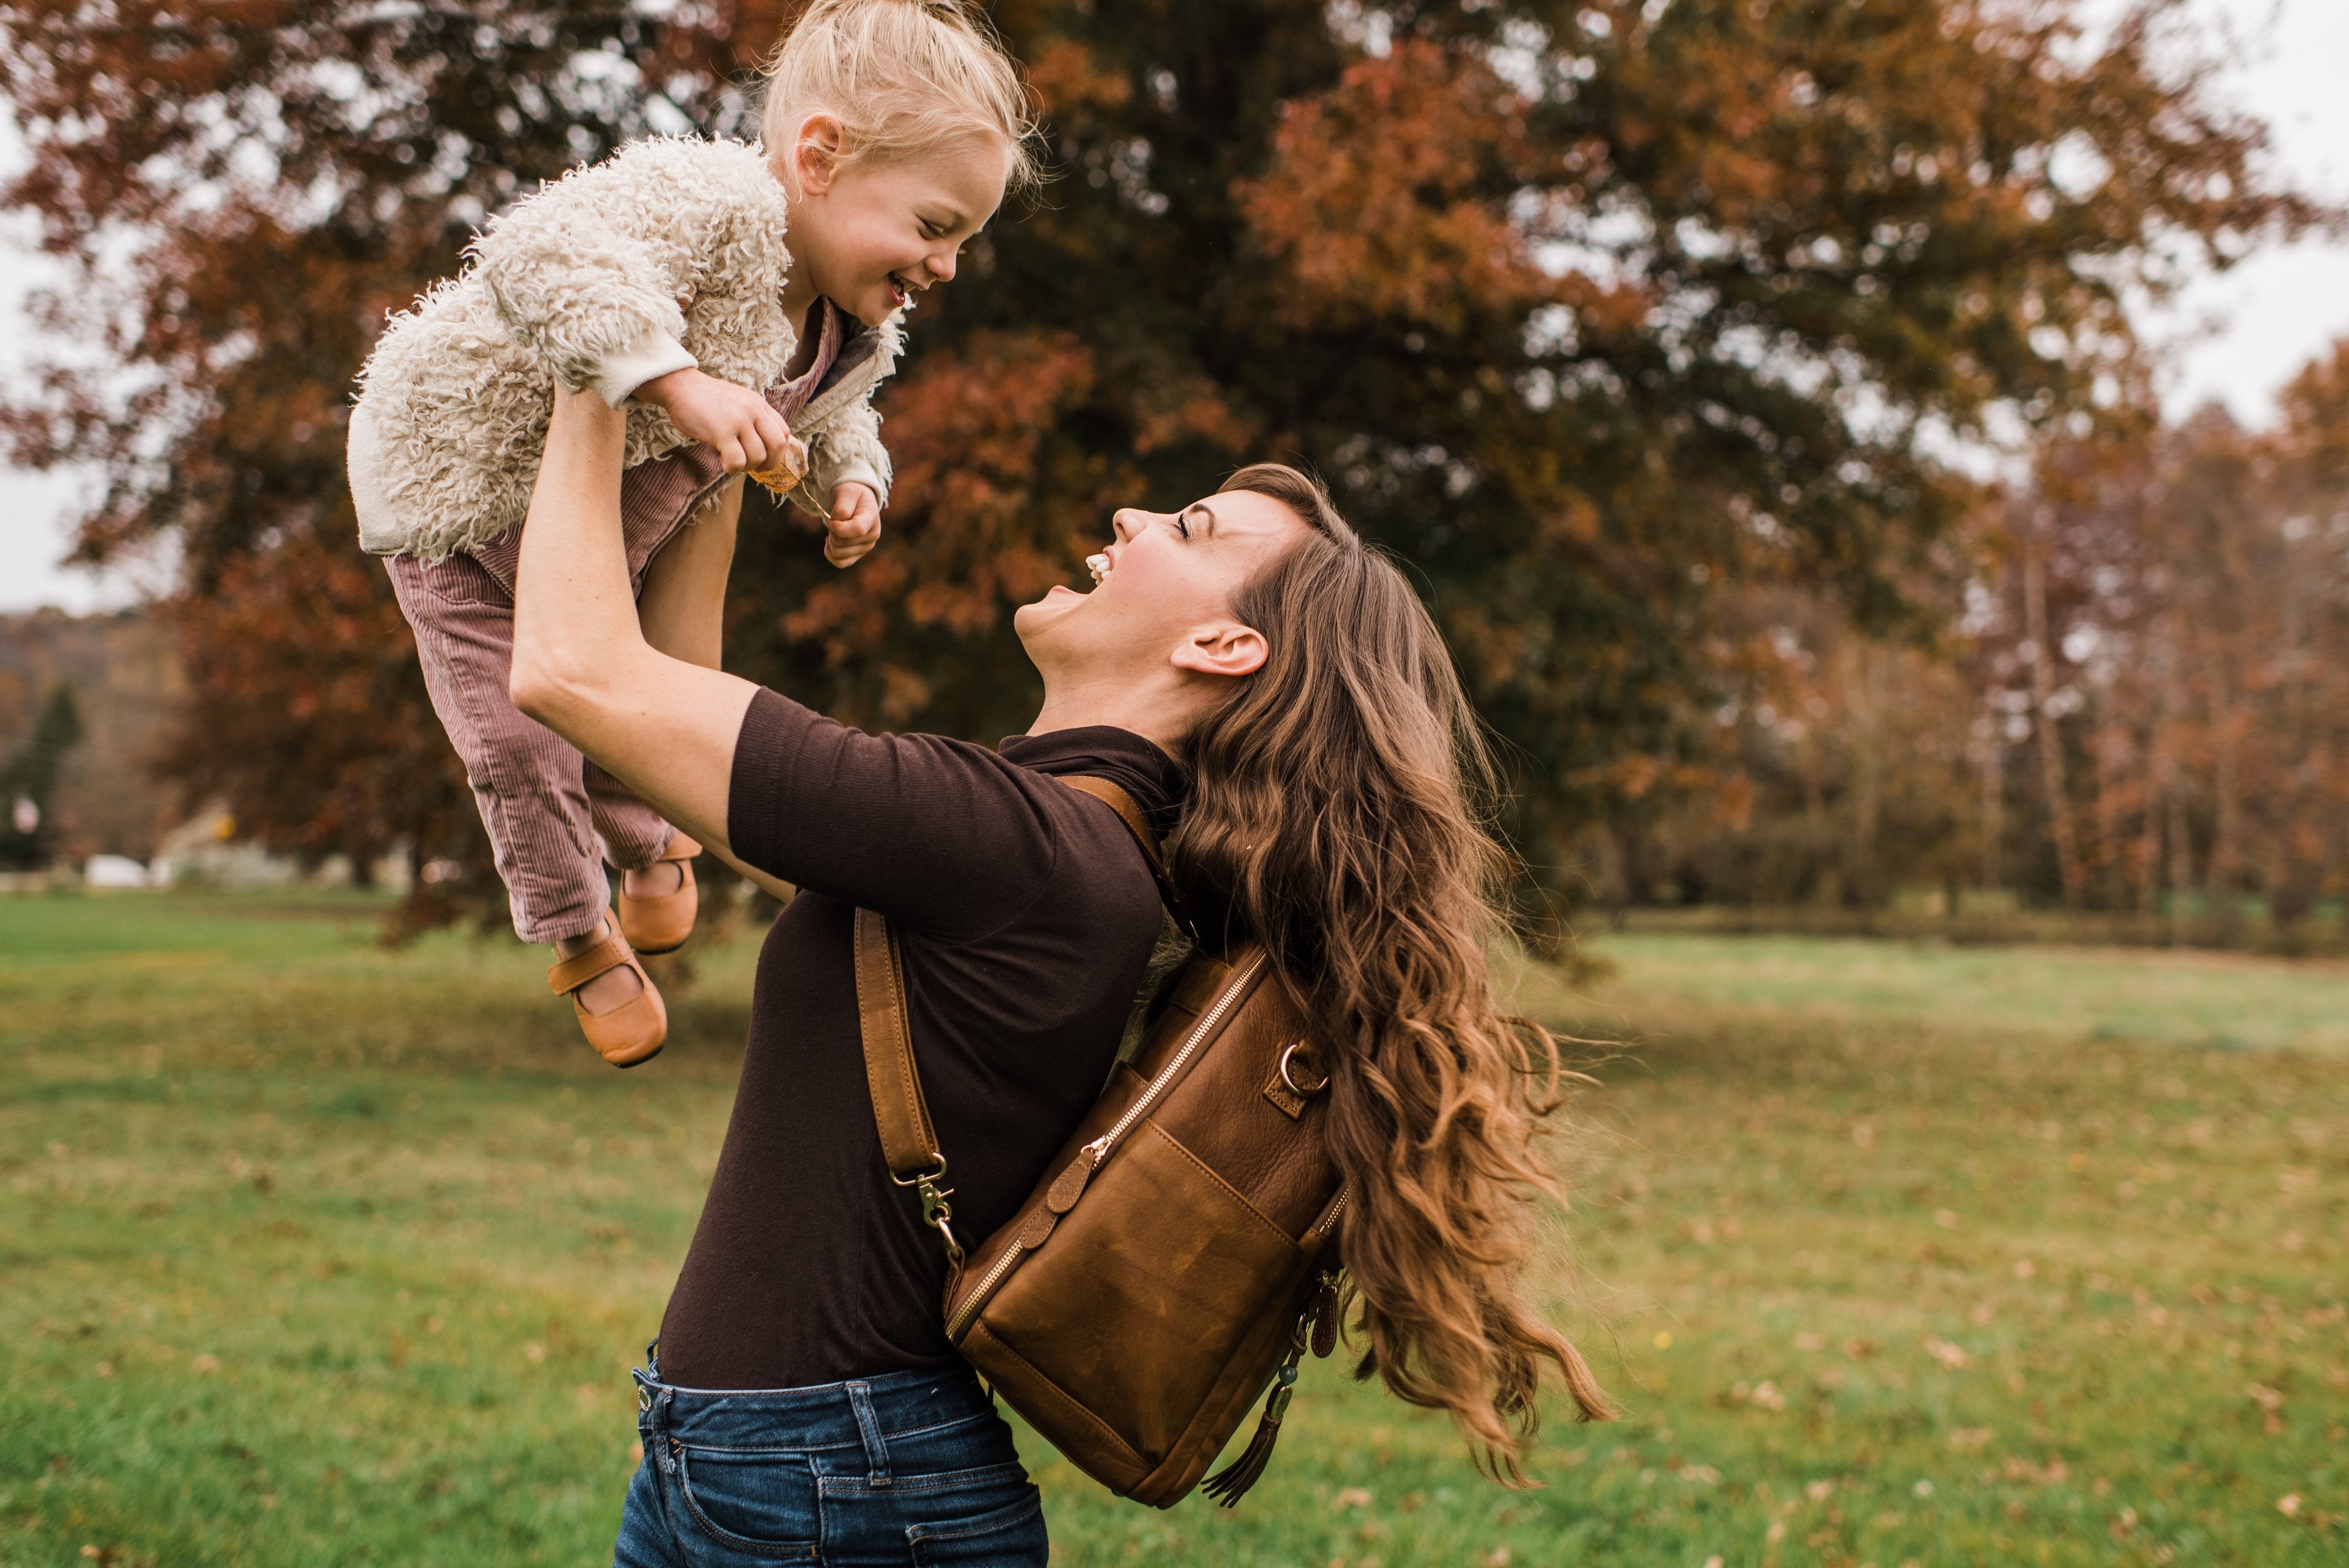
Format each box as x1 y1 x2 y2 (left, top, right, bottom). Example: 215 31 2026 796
853 778 1345 1508
853 907 940 1179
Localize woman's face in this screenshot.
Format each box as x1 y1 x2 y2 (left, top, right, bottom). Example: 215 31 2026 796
1015 490 1310 688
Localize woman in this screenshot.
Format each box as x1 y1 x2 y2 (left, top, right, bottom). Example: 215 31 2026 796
509 387 1610 1566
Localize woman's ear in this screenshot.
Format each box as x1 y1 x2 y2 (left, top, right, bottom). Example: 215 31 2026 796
791 113 847 196
1170 621 1269 680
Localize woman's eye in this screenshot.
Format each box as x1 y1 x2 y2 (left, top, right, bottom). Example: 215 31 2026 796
1174 515 1190 540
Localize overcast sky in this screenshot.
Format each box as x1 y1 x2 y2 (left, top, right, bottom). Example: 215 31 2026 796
4 0 2347 614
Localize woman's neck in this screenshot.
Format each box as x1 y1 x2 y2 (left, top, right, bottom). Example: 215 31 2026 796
1027 672 1205 753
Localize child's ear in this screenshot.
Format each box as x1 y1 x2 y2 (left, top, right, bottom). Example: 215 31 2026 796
793 113 847 196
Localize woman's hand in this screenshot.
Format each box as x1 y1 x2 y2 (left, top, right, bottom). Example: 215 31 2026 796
825 481 882 567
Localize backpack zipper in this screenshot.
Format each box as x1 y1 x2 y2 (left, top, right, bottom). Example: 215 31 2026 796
945 949 1267 1340
1078 949 1266 1167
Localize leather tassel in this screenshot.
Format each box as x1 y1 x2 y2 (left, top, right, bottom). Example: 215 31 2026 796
1200 1350 1301 1507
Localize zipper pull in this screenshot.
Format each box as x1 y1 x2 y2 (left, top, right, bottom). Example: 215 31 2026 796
1047 1141 1105 1213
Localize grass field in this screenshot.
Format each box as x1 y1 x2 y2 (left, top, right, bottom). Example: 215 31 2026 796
4 893 2345 1566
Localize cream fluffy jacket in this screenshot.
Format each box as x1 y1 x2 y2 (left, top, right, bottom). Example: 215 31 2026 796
348 136 899 560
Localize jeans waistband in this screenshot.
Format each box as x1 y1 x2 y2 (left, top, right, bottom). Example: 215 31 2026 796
634 1347 995 1476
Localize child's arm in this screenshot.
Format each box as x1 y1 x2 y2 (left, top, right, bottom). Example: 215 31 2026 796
637 365 798 478
797 395 892 567
469 139 785 410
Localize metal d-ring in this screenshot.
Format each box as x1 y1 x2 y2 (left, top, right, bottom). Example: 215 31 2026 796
1277 1041 1330 1098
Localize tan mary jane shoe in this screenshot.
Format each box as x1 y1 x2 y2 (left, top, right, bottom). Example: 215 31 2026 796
548 924 667 1068
617 835 701 956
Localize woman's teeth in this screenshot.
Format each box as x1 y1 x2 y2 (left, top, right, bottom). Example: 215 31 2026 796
1085 553 1110 584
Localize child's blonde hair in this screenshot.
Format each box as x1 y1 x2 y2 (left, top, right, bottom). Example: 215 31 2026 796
761 0 1041 192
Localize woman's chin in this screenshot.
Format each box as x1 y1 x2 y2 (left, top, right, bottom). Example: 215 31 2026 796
1014 587 1087 638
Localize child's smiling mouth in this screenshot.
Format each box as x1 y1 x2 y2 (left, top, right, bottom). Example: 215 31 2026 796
888 271 922 309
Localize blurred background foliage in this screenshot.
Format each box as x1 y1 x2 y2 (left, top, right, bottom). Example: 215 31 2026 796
1 0 2341 939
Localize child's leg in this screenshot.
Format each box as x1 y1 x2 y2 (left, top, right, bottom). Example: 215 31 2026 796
634 474 741 671
601 477 743 886
383 550 617 945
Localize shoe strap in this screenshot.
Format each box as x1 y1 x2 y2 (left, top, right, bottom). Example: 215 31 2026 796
659 835 703 865
548 932 633 997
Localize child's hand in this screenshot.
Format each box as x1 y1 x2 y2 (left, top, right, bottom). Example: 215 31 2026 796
639 367 793 475
824 482 881 568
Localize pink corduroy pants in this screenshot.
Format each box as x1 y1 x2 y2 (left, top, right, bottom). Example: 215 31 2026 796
385 442 740 945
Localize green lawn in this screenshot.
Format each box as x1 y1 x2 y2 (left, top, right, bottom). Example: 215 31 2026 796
4 893 2344 1565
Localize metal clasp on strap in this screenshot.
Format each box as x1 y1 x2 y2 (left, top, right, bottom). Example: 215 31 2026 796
891 1154 965 1266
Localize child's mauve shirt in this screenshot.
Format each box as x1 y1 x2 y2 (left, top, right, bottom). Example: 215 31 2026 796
465 300 849 595
655 688 1186 1390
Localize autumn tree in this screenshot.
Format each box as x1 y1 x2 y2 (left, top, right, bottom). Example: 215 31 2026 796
1 0 2321 922
1637 338 2349 940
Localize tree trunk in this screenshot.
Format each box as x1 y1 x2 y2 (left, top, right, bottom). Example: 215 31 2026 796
2024 535 2084 906
1843 642 1882 907
1978 692 2003 897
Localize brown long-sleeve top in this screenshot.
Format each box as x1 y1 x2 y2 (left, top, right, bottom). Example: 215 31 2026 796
654 687 1184 1389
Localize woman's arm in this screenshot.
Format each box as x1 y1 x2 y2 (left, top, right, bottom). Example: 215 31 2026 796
509 388 758 856
514 388 1086 940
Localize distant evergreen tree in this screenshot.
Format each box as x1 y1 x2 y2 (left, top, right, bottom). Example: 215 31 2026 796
0 684 86 869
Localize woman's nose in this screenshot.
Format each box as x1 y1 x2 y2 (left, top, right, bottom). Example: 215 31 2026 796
1110 509 1146 543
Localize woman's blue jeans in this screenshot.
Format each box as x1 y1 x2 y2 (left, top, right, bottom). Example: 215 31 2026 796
614 1349 1048 1566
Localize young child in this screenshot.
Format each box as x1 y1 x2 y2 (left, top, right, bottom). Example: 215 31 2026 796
347 0 1036 1067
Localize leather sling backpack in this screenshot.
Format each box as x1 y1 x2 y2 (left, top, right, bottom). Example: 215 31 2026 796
853 775 1346 1507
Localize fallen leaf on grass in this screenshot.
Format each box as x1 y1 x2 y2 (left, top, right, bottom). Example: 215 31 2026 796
1922 1336 1971 1370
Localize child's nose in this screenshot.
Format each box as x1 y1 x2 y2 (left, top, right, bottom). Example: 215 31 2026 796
927 247 958 284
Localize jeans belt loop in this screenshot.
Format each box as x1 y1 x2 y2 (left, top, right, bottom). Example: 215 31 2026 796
846 1381 891 1488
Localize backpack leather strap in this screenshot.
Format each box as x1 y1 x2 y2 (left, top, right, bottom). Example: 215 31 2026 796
853 906 962 1263
853 773 1168 1267
853 907 938 1179
1057 775 1165 876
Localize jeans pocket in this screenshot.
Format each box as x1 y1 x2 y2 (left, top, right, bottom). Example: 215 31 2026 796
673 1444 823 1561
906 1483 1048 1567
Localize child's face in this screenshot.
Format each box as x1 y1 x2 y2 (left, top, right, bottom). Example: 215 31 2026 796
785 127 1012 328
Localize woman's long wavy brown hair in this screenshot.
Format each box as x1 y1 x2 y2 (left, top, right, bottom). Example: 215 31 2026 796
1167 464 1614 1477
